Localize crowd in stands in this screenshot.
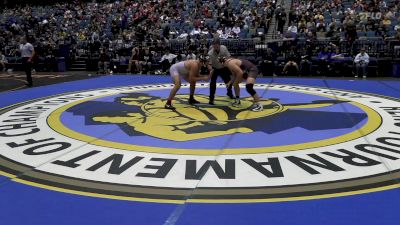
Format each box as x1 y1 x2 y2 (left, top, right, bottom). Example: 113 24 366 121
0 0 400 77
269 0 400 77
286 0 400 41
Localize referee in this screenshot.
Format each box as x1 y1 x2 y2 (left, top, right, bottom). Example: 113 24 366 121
19 36 35 87
208 37 233 105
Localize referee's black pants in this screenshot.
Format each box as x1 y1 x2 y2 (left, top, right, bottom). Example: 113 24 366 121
22 57 33 86
209 67 233 102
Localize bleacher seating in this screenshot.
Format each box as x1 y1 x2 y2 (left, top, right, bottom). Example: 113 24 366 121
0 0 400 76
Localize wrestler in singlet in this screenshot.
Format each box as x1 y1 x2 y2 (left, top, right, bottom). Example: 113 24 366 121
238 59 259 79
165 57 211 110
221 57 263 112
170 61 189 80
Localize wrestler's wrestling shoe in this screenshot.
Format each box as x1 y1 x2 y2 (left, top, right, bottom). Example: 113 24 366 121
250 103 263 112
232 98 241 107
164 103 176 110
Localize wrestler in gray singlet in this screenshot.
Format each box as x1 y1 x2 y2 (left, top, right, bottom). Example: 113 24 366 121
170 61 189 80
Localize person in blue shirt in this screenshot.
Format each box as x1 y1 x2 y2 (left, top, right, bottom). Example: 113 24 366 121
330 47 347 76
316 46 332 76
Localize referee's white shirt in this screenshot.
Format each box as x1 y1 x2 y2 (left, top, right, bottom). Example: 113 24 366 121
19 43 34 58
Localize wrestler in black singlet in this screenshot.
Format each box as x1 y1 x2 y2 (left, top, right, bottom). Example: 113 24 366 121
239 59 258 79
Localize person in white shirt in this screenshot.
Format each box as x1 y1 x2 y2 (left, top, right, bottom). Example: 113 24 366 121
0 51 7 72
159 49 177 73
242 9 251 16
287 22 298 35
232 23 240 34
186 49 197 60
232 24 241 36
220 31 230 39
224 27 232 36
91 31 99 43
380 0 387 8
354 48 369 78
216 27 224 37
190 27 201 36
19 37 35 87
178 32 189 39
394 24 400 31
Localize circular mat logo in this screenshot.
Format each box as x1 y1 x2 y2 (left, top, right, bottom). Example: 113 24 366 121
0 83 400 203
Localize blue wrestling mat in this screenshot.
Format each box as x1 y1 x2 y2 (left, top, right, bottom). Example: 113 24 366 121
0 75 399 225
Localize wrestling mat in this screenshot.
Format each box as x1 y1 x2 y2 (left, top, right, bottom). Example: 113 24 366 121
0 75 399 225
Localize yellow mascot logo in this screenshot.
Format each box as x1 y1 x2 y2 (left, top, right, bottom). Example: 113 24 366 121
92 93 341 141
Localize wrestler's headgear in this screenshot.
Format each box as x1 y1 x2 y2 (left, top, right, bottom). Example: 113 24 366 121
199 54 210 63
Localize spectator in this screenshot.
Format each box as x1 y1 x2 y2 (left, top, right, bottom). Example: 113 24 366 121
300 43 313 76
283 46 300 76
190 27 202 36
326 19 339 38
176 51 187 62
395 29 400 41
232 23 241 37
0 51 7 72
186 49 197 60
98 48 111 74
283 60 299 76
381 16 392 30
259 48 276 76
330 47 347 77
395 23 400 32
127 47 140 73
289 9 297 25
314 12 325 32
287 22 298 37
354 48 370 78
298 17 307 33
316 46 332 75
345 19 357 44
43 44 56 72
159 49 177 73
139 47 154 74
110 53 120 74
0 0 396 77
276 7 287 35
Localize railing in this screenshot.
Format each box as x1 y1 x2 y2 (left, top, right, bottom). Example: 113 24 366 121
5 38 399 61
76 38 400 60
169 39 400 58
